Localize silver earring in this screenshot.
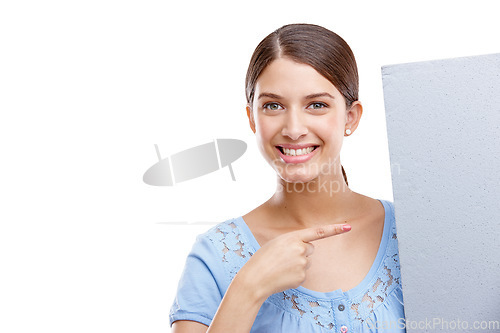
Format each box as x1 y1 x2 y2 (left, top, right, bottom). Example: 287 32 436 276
345 128 352 135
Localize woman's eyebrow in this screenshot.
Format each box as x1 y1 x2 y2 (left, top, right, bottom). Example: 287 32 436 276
258 92 283 100
257 92 335 100
304 92 335 100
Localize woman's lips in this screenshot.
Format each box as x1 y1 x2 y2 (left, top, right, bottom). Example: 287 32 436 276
275 145 319 164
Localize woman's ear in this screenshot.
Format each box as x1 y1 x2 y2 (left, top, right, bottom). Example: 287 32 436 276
345 101 363 135
246 104 256 133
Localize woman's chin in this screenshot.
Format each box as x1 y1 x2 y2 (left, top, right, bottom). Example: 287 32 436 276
278 172 317 184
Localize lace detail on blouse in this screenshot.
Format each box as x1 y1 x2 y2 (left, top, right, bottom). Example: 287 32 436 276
348 227 402 325
269 291 338 329
206 211 402 331
207 220 254 279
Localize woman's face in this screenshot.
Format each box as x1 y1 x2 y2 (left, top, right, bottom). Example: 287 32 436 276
247 57 361 184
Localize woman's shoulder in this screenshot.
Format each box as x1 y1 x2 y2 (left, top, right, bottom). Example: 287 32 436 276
354 193 395 228
353 192 393 213
192 216 255 279
358 195 398 259
377 197 395 214
198 216 250 245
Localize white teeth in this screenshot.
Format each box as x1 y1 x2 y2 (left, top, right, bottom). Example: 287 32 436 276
281 147 315 156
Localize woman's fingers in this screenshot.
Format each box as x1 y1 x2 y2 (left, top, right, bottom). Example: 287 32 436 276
304 242 315 257
298 223 351 243
305 257 312 270
241 222 351 297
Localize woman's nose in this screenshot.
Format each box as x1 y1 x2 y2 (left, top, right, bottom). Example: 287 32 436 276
281 108 308 140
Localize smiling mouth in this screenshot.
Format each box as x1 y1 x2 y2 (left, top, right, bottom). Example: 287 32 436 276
276 146 319 156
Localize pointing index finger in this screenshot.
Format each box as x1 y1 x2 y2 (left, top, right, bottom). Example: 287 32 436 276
300 223 351 243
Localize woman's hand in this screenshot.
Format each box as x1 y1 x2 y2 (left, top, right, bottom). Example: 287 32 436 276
234 223 351 302
198 223 351 333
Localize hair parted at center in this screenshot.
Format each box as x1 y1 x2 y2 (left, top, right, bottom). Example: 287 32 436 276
245 23 359 108
245 23 359 186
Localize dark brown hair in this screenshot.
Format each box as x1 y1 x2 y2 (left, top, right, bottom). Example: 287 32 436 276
245 23 359 186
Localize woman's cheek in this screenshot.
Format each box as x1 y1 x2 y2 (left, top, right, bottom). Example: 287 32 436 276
254 124 276 161
319 115 344 138
256 117 279 142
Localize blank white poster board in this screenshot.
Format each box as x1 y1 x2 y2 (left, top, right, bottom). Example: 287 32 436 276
382 53 500 332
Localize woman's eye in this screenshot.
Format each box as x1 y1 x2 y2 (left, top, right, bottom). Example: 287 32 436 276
309 102 327 109
263 103 283 111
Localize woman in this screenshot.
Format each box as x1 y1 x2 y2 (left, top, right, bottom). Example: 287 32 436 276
170 23 406 332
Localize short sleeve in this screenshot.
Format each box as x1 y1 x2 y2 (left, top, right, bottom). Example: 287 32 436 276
169 233 227 327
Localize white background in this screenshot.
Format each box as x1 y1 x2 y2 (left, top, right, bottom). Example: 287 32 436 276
1 0 498 332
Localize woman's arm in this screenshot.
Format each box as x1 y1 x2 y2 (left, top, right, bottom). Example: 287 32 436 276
171 320 208 333
172 271 266 333
206 270 267 333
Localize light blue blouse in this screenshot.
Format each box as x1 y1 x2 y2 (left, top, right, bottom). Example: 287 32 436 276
170 199 406 332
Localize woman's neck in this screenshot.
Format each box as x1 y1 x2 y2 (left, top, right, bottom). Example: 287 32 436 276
267 173 357 228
